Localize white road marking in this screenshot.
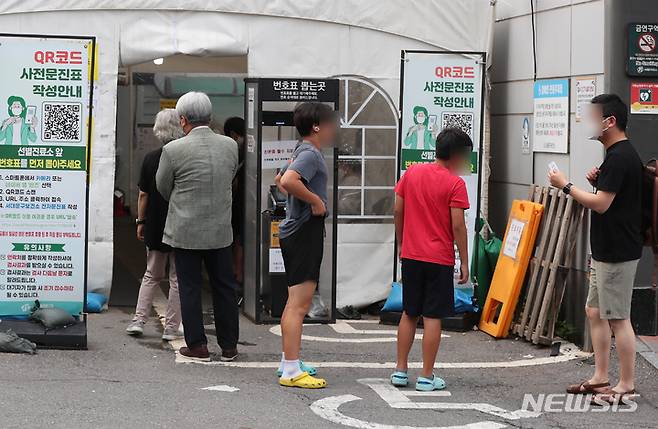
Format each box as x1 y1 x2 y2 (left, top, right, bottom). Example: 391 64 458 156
153 289 590 371
201 385 240 392
269 320 448 343
329 320 449 339
174 341 585 368
310 394 506 429
359 379 541 420
404 390 452 397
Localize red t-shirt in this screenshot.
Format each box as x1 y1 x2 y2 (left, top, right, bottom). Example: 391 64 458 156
394 163 469 266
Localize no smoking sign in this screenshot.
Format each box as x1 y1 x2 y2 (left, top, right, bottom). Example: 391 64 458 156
628 24 658 76
639 33 657 53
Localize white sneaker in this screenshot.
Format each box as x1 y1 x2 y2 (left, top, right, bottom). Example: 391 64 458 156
126 320 145 336
162 328 184 341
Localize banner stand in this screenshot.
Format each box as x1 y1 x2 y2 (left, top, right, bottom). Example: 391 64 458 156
394 50 487 290
0 33 96 350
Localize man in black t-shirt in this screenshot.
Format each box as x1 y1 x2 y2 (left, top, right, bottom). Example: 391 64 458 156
126 109 184 341
223 117 245 285
549 94 642 402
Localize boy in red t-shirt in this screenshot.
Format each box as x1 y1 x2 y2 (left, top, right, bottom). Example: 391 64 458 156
391 127 472 391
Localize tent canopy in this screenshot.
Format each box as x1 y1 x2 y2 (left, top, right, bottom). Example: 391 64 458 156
0 1 494 301
1 1 492 57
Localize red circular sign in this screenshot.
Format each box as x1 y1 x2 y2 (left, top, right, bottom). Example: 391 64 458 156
638 33 656 53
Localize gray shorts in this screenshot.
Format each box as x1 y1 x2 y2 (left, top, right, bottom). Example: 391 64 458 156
586 258 639 320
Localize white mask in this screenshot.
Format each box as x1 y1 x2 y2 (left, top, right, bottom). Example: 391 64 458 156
583 116 611 140
11 107 22 116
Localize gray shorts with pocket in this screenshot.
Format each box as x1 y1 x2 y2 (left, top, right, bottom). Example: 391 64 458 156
586 258 639 320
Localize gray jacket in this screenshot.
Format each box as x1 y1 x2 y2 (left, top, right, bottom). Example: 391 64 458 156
156 126 238 249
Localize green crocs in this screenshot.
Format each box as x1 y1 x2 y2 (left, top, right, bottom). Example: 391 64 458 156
415 375 446 391
390 371 409 387
276 360 317 377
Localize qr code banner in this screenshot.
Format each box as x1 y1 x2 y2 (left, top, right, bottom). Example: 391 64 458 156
42 101 82 142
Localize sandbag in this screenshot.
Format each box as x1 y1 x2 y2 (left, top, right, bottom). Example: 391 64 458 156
30 300 76 329
472 218 502 309
454 287 478 314
381 282 403 312
86 292 108 313
484 234 503 272
0 329 37 354
472 233 491 307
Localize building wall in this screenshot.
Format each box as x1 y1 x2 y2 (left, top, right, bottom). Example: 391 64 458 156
605 0 658 334
490 0 606 341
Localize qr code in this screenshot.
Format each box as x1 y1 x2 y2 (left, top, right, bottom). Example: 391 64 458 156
42 102 82 142
441 112 474 138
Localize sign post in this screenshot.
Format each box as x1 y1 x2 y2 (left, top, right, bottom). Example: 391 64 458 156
397 51 486 287
0 34 95 348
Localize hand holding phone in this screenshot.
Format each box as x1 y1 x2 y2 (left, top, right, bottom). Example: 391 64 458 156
548 161 559 173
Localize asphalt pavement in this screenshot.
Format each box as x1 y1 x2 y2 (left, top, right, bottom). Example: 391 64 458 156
1 305 657 429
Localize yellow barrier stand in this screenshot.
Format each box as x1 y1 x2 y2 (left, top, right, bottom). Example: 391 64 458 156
479 200 544 338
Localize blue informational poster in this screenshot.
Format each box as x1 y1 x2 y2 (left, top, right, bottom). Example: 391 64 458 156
533 78 570 153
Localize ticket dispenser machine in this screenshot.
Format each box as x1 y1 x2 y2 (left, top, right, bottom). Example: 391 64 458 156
242 78 338 324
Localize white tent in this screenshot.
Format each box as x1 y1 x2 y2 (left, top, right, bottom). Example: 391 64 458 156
0 0 494 306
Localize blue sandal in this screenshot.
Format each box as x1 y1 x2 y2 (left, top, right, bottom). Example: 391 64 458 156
276 360 317 377
415 374 446 391
390 371 409 387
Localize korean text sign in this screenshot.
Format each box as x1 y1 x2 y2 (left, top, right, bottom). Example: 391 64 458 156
533 79 569 153
398 51 484 282
0 35 94 317
628 23 658 77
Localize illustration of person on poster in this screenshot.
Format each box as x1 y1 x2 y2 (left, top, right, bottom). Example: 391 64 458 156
402 105 435 150
0 95 37 145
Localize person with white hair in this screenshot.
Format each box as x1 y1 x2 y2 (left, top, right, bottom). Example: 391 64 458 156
126 108 184 341
156 91 240 362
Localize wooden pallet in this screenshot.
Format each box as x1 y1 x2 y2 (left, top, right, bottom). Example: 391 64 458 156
511 185 585 345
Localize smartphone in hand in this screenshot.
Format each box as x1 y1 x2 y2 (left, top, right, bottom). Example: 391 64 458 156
548 161 559 173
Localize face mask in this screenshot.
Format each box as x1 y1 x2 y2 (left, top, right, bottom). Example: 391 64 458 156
11 107 22 116
584 117 611 140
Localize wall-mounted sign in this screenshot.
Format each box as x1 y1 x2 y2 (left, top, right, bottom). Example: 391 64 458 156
533 79 569 153
159 98 177 110
398 50 485 285
628 23 658 76
259 78 339 102
630 82 658 114
521 117 530 154
0 34 95 317
575 77 596 122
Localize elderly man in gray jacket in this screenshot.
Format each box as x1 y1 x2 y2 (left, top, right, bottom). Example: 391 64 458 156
156 91 239 362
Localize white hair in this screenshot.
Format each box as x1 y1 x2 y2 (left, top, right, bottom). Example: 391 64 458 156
153 108 184 143
176 91 212 125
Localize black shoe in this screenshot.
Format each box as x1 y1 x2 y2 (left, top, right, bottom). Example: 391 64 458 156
337 305 362 320
221 348 238 362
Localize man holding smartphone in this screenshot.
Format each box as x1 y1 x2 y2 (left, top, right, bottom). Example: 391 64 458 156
549 94 643 404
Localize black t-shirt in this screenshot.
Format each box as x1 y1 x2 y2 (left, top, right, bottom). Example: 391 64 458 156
590 140 643 262
138 148 171 252
231 143 244 243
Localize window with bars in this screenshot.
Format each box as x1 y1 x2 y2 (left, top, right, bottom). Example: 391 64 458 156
336 77 399 222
